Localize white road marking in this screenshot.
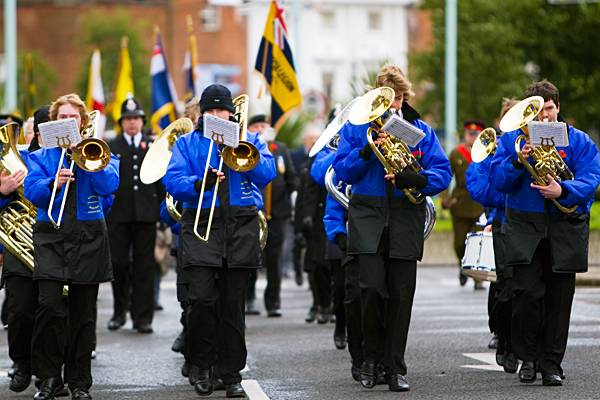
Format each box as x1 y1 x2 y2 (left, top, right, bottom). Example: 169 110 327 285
461 352 505 372
242 379 270 400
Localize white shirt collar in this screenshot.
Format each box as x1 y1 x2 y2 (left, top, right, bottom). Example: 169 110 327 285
125 132 142 148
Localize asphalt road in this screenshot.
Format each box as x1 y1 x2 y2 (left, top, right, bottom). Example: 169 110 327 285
1 265 599 400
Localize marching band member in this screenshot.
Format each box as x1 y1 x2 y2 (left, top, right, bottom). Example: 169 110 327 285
25 94 120 400
333 64 451 392
490 80 600 386
0 106 48 394
163 84 275 398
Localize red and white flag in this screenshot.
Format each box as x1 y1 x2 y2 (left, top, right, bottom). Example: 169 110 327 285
86 48 106 137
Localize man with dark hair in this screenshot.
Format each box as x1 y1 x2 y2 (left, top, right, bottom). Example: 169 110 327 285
106 97 164 334
491 79 600 386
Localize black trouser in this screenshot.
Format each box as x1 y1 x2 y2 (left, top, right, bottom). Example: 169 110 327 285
359 250 417 375
263 217 286 311
511 239 575 375
488 282 498 333
344 258 363 367
330 259 346 334
5 276 38 372
109 221 156 325
186 265 250 385
313 259 331 311
31 280 99 390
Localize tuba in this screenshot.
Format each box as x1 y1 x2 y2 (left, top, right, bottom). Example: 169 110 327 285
348 87 425 205
324 165 437 240
499 96 577 214
0 123 37 269
47 110 111 228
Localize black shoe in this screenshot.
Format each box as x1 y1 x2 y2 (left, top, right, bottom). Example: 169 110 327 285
376 364 387 385
387 373 410 392
91 350 96 360
71 387 92 399
133 322 153 334
519 361 537 383
305 308 317 323
542 373 563 386
9 368 31 392
351 365 361 382
488 334 498 349
213 377 226 391
56 386 70 397
267 309 282 318
295 272 303 286
181 361 190 378
495 352 505 367
154 303 164 311
474 281 485 290
245 300 260 316
34 377 64 400
503 352 518 374
459 271 468 286
359 360 376 389
225 382 247 398
107 314 126 331
317 308 331 324
189 365 213 396
334 334 347 350
171 331 186 353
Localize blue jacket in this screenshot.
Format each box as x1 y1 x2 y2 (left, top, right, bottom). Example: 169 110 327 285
333 120 451 198
466 156 506 223
490 125 600 214
164 129 276 209
310 148 336 187
24 147 120 223
323 194 347 243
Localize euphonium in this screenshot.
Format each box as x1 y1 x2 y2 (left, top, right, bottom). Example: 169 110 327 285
0 123 36 270
323 165 436 240
348 87 425 205
47 110 111 228
471 127 497 163
499 96 577 214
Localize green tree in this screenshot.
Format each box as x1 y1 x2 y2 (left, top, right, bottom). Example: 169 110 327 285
17 51 58 117
75 9 151 129
410 0 600 139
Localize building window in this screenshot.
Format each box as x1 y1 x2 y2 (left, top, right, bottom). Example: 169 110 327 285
200 5 221 33
321 10 335 29
368 11 381 30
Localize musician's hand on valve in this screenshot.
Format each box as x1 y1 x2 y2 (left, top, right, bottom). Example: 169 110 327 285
531 174 562 199
520 143 534 160
0 170 25 195
55 169 74 190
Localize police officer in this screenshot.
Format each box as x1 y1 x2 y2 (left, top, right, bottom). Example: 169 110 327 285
333 64 451 392
106 97 164 334
245 114 297 317
164 84 276 398
25 93 120 400
442 120 485 288
491 80 600 386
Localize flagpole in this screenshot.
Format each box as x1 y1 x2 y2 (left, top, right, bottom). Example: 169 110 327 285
3 0 17 112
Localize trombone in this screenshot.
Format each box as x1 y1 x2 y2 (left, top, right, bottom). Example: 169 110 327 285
193 94 259 242
47 110 111 228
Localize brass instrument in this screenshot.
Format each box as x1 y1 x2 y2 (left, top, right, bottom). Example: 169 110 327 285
258 210 268 250
348 87 425 204
194 94 261 241
471 128 497 163
47 110 111 228
324 164 437 240
221 95 260 172
309 97 359 157
499 96 577 214
0 123 36 269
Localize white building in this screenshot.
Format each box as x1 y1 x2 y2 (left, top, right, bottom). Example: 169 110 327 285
238 0 417 118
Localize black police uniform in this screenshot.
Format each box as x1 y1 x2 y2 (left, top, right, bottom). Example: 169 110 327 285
107 98 164 332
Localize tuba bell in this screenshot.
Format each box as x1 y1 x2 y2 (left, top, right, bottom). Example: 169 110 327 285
0 123 37 269
348 87 425 205
499 96 577 214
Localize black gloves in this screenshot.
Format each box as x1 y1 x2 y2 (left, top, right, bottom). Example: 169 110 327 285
335 233 347 252
194 172 219 193
395 169 428 190
359 144 373 161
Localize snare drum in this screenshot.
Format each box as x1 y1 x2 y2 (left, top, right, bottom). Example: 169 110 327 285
461 232 496 282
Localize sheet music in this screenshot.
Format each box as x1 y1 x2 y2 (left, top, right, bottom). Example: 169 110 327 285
203 114 240 148
527 121 569 147
381 114 425 147
38 118 81 149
